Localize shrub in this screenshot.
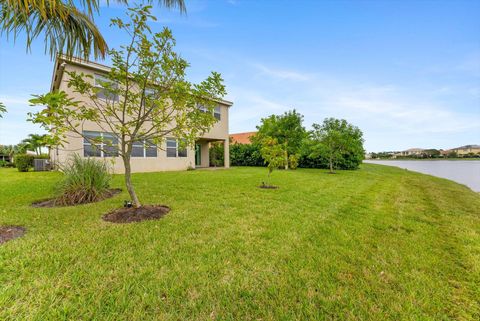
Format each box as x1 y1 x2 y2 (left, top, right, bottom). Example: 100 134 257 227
209 142 224 167
231 141 363 170
288 154 299 170
56 154 112 205
15 154 34 172
230 143 264 167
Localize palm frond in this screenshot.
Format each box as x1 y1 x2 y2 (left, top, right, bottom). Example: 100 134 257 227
0 0 106 59
0 0 186 59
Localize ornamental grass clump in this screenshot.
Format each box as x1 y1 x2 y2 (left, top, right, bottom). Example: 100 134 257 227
56 154 112 205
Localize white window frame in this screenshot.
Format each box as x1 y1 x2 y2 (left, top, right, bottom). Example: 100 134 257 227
166 138 187 158
132 139 157 158
83 131 118 157
94 74 119 102
214 106 221 120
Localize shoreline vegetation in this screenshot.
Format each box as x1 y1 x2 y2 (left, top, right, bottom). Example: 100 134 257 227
1 164 479 319
366 158 480 161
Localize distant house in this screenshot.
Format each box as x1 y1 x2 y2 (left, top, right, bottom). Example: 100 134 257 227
230 132 256 145
0 153 10 163
396 148 425 157
439 149 451 157
450 145 480 156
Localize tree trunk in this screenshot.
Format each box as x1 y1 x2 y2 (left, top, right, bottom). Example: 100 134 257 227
329 155 334 174
123 156 141 208
284 148 289 170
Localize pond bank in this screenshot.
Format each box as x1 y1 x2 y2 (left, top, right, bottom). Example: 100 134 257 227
365 160 480 192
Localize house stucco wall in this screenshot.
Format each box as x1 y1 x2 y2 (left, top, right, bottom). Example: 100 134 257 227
50 59 231 173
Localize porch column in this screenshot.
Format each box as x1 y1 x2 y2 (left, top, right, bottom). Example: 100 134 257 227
224 138 230 168
201 142 210 168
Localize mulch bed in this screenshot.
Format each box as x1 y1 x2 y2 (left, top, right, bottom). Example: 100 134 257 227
0 226 26 244
102 205 170 224
31 188 122 208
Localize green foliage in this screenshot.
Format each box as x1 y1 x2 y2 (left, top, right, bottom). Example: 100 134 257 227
29 5 226 207
230 143 264 167
254 109 306 169
309 118 364 173
56 154 112 206
260 137 285 179
230 140 363 170
288 154 299 170
0 101 6 118
370 152 395 159
21 134 50 155
0 0 185 60
209 142 224 167
15 154 34 172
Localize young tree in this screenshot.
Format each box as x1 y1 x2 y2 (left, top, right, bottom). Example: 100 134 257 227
253 109 306 170
260 137 285 185
310 118 364 174
29 5 226 208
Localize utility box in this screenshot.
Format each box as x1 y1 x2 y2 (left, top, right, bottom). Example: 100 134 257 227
34 159 51 171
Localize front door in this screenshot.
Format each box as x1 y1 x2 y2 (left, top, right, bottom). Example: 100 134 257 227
195 144 201 166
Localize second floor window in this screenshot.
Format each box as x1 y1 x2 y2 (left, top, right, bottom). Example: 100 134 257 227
214 106 221 120
83 131 118 157
94 74 119 102
198 104 221 120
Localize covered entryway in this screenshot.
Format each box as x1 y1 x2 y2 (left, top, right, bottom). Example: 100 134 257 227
194 138 230 169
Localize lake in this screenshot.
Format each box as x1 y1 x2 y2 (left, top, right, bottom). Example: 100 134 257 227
365 160 480 192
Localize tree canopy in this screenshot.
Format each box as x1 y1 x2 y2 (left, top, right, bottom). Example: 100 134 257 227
253 109 306 169
309 118 364 173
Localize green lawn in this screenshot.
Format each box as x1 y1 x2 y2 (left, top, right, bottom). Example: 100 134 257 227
0 165 479 320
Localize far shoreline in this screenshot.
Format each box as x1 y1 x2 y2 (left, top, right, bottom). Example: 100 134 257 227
365 158 480 162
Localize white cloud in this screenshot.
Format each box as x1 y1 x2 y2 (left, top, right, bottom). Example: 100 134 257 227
0 94 46 145
252 63 312 82
225 59 480 151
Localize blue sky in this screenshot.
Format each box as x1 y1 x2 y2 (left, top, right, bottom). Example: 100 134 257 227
0 0 479 152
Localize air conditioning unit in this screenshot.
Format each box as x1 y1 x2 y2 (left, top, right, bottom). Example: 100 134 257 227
34 159 51 171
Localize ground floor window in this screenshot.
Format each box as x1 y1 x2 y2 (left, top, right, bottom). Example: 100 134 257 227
132 140 157 158
166 138 187 158
83 131 118 157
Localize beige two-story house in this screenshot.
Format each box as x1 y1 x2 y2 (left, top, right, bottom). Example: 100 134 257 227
49 56 233 173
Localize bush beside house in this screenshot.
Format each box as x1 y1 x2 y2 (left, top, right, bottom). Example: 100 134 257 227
14 154 35 172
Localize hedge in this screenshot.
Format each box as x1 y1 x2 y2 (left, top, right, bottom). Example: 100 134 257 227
229 143 363 170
